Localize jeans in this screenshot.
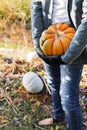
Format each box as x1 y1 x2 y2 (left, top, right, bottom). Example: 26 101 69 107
44 63 83 130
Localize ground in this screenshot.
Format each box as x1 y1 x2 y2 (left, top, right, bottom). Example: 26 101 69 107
0 21 87 130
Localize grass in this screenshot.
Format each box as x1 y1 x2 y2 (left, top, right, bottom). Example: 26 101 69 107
0 42 67 130
0 76 67 130
0 101 67 130
0 42 23 49
0 42 87 130
0 0 31 22
0 42 34 50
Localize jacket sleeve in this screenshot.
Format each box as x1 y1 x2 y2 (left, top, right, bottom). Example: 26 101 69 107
61 0 87 64
31 0 45 47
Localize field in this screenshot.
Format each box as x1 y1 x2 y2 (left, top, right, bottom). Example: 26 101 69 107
0 42 87 130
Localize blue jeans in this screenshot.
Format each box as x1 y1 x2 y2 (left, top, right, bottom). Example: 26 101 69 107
44 63 83 130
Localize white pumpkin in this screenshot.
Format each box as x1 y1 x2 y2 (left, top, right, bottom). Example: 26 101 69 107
26 51 38 62
22 72 44 93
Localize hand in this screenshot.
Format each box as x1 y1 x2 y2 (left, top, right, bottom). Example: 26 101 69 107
34 37 48 61
36 47 65 66
45 55 65 66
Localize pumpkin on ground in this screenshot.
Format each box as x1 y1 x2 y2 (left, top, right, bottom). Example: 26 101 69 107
40 23 76 56
22 72 44 93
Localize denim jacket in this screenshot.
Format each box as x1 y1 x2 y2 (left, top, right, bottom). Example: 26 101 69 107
31 0 87 64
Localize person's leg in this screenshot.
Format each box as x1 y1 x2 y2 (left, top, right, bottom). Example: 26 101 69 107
38 63 65 126
44 63 65 121
60 64 83 130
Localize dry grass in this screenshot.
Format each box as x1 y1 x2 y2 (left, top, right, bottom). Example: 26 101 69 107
0 0 31 21
0 47 87 130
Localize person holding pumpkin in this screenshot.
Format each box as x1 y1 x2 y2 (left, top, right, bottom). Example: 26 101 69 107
31 0 87 130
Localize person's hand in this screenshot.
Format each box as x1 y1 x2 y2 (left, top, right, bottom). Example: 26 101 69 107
45 55 65 66
36 47 65 66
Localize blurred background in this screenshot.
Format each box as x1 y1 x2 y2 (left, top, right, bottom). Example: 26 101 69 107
0 1 87 130
0 0 32 54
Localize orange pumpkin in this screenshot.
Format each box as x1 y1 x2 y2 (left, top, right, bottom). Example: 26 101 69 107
40 23 76 56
